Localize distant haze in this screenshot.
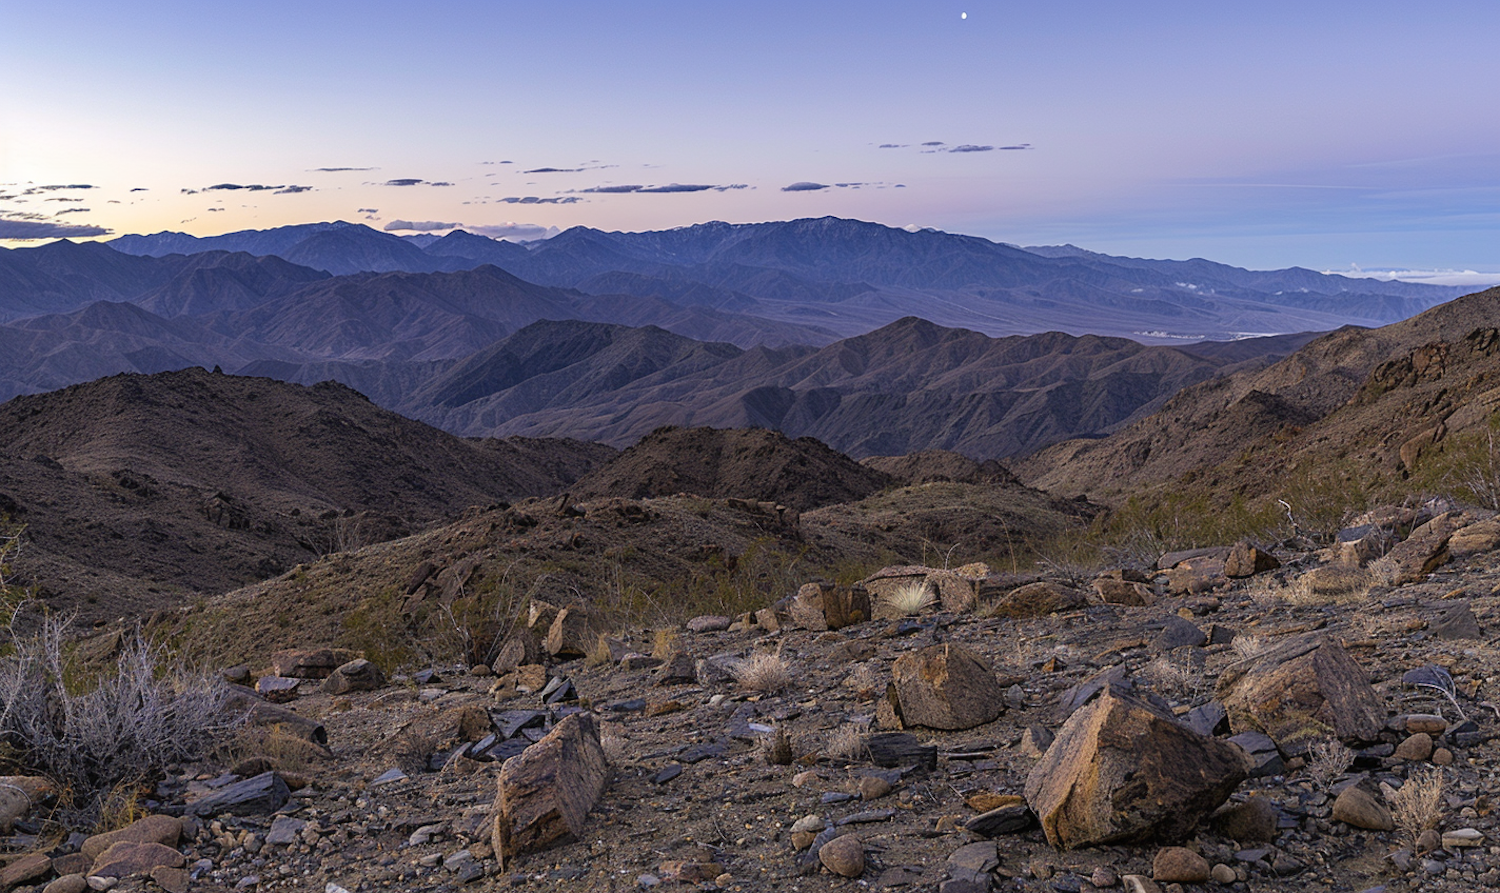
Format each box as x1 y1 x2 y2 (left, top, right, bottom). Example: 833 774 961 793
3 2 1498 273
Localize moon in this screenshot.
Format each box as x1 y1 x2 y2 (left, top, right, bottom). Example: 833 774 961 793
961 12 967 19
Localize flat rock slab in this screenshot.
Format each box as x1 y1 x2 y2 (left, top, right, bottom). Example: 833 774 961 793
91 841 185 878
185 771 290 817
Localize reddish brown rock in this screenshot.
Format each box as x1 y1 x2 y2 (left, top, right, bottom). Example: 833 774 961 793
1094 577 1155 607
0 852 51 889
269 647 358 679
492 712 610 865
1225 542 1280 578
1153 847 1210 883
1383 512 1462 584
1216 634 1385 748
1024 686 1247 849
987 581 1088 619
81 814 182 861
891 644 1005 731
90 841 185 878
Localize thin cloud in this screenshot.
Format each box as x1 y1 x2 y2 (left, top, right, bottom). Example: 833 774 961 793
357 208 379 213
525 167 581 174
55 207 91 214
499 196 581 205
45 197 84 202
0 219 112 239
469 222 558 241
429 181 454 187
383 178 425 187
20 184 96 195
578 184 644 194
130 187 149 192
383 219 461 232
921 141 945 147
205 183 284 191
275 185 313 194
948 145 994 153
312 167 376 172
782 182 830 192
1000 144 1033 150
878 143 907 148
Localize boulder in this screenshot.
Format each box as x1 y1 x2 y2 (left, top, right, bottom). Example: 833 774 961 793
1163 555 1227 596
81 814 182 861
892 644 1005 731
788 581 870 629
1211 796 1278 842
1216 634 1385 749
492 712 609 865
1331 782 1394 831
0 775 54 831
1448 518 1500 558
1094 578 1155 607
1024 685 1247 849
321 658 384 694
928 568 982 613
224 687 328 746
527 600 561 634
986 582 1088 619
90 841 185 878
1152 847 1210 883
491 631 543 674
685 615 731 633
269 648 358 680
1382 512 1461 584
1224 542 1280 578
1430 602 1482 640
185 771 290 817
254 675 300 703
0 853 51 889
545 605 594 658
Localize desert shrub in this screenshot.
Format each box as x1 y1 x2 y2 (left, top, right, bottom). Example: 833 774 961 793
823 723 869 762
1390 767 1445 843
730 652 791 694
0 614 246 824
1305 737 1354 791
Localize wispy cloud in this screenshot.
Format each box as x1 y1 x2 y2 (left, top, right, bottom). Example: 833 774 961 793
782 181 830 192
499 196 581 205
275 185 313 194
312 167 375 172
383 178 425 187
469 222 558 241
0 219 112 239
383 219 461 232
55 207 91 214
574 182 744 195
357 208 379 213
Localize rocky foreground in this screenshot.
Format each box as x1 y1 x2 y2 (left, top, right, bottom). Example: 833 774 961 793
5 500 1500 893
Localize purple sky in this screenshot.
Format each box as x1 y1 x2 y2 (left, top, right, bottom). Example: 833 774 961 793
3 1 1498 275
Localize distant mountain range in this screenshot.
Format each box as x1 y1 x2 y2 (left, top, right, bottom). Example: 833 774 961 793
0 216 1469 457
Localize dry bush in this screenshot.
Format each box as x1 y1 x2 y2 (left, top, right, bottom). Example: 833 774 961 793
823 723 869 762
843 662 882 697
1365 555 1402 589
0 614 245 825
730 652 791 694
1231 635 1269 662
1142 654 1206 702
878 581 936 617
584 634 613 667
1305 737 1354 791
652 628 681 660
600 734 630 767
1284 566 1372 606
1390 767 1446 842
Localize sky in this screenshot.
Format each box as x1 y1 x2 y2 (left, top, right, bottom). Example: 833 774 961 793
3 1 1498 276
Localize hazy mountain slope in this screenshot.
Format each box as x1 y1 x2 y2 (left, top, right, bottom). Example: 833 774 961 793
0 368 615 615
569 426 894 511
1013 285 1500 503
402 316 1285 459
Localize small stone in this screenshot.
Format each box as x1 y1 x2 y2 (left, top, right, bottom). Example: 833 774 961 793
1400 714 1448 735
1433 748 1454 766
1416 829 1442 853
150 867 189 893
1212 796 1278 842
44 877 90 893
1153 847 1210 883
686 615 731 633
1442 828 1485 848
965 792 1024 812
1120 874 1161 893
1332 783 1394 831
790 815 826 833
818 833 865 878
1210 863 1235 884
86 878 118 892
1395 732 1434 761
858 776 892 800
1091 866 1119 887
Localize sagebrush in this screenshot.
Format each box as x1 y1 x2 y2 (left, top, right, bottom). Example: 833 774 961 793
0 614 246 823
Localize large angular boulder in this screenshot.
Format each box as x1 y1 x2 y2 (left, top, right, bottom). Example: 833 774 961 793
1216 634 1384 749
545 606 594 658
1224 542 1280 578
321 658 385 694
492 712 609 865
892 644 1005 731
1094 578 1155 607
1448 518 1500 558
785 581 871 630
1024 685 1247 849
269 648 359 680
1382 512 1462 584
986 582 1088 619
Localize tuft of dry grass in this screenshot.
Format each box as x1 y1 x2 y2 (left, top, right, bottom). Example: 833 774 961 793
1365 555 1402 589
652 628 681 660
878 581 937 617
1231 635 1269 662
1142 654 1206 702
844 662 882 698
1305 737 1354 791
584 634 613 667
1284 565 1373 606
1390 767 1445 843
730 652 792 694
823 723 869 762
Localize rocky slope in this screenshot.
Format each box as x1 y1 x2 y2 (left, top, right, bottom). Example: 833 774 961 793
0 369 614 617
24 494 1500 893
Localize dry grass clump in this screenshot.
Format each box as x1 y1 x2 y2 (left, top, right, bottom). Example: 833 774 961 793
823 723 869 762
844 662 882 698
1231 635 1270 661
1305 737 1354 791
652 628 681 659
1142 654 1206 702
730 652 792 694
584 634 613 667
600 733 630 767
878 581 936 617
1390 767 1446 843
1365 555 1402 589
1284 565 1373 606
